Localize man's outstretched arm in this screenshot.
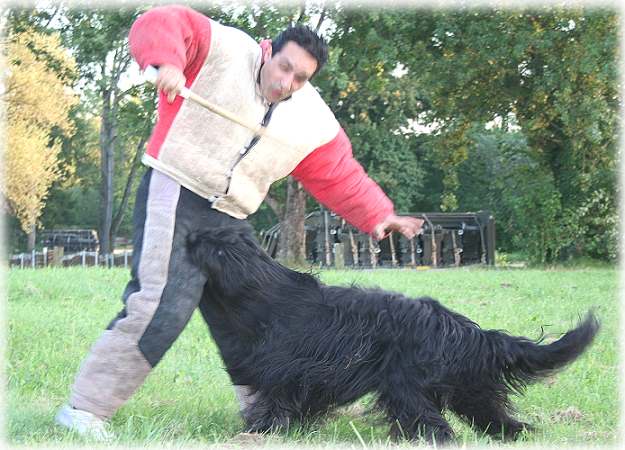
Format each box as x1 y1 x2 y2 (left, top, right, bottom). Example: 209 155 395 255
291 128 423 240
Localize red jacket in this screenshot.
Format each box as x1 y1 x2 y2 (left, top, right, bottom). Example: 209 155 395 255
129 5 394 233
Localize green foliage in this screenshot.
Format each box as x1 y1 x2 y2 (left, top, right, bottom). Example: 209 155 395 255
401 8 619 262
6 7 78 84
4 213 28 255
40 103 100 231
574 188 618 261
457 127 618 264
41 186 100 231
7 4 617 262
60 9 138 84
457 129 571 262
314 8 428 213
351 126 425 212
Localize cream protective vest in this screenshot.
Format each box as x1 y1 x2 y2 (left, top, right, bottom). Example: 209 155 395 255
142 20 340 219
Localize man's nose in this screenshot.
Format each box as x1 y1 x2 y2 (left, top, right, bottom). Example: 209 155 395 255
280 73 294 90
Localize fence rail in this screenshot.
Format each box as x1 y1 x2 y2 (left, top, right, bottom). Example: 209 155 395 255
9 247 133 269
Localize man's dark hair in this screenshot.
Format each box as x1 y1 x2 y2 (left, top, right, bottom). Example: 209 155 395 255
272 25 328 78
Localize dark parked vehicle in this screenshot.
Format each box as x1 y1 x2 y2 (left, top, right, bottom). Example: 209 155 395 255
39 229 99 252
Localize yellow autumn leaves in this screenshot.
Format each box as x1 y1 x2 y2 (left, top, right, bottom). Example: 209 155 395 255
2 29 78 232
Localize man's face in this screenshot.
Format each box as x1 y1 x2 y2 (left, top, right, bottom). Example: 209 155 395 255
259 41 318 103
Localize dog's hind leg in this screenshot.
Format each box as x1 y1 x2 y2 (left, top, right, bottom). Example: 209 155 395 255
378 389 454 444
449 389 529 440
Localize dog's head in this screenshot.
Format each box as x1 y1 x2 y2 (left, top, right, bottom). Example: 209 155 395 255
187 224 271 296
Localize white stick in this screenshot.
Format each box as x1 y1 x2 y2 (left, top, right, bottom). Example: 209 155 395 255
143 66 289 147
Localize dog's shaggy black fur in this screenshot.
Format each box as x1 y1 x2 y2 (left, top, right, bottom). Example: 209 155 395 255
188 225 599 444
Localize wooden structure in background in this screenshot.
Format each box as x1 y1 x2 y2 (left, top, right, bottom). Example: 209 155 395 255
261 210 496 268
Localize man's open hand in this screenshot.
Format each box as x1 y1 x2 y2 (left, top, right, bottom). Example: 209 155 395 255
372 214 424 241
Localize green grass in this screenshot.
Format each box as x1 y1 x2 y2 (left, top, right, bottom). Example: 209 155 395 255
5 265 619 447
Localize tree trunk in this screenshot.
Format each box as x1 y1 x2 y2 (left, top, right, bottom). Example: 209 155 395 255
276 176 307 266
26 224 36 252
263 193 284 219
99 87 115 256
110 133 148 244
97 49 128 256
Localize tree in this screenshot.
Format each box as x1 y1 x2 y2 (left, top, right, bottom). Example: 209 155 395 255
60 8 146 255
110 87 156 239
2 28 78 250
378 7 618 262
40 103 104 233
7 5 154 253
315 8 428 211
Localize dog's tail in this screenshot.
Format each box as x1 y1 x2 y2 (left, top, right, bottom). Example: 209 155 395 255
495 311 599 391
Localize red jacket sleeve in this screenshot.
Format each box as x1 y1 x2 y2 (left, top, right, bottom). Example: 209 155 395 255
128 5 211 159
291 128 395 234
129 5 210 75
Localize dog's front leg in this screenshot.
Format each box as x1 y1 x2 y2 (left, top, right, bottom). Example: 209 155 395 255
243 393 292 435
233 385 260 421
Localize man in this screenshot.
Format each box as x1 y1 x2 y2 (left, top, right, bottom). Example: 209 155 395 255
56 4 423 440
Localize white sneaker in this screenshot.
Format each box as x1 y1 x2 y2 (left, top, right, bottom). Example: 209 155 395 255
55 404 113 441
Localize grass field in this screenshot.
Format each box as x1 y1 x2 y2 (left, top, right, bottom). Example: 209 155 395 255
5 265 620 447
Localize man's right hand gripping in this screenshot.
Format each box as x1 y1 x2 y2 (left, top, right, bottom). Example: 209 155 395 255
154 64 186 103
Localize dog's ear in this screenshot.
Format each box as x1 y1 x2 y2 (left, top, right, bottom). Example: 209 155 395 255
187 228 263 296
186 231 202 265
187 231 224 280
239 230 265 256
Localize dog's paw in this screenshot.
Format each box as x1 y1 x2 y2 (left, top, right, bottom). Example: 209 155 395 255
246 415 291 434
228 432 268 446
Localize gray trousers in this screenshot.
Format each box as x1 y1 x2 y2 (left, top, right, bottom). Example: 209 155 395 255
69 169 256 419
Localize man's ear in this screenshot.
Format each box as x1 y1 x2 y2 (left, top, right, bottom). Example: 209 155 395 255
260 39 272 63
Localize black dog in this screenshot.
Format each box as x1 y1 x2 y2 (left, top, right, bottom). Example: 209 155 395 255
188 225 599 444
